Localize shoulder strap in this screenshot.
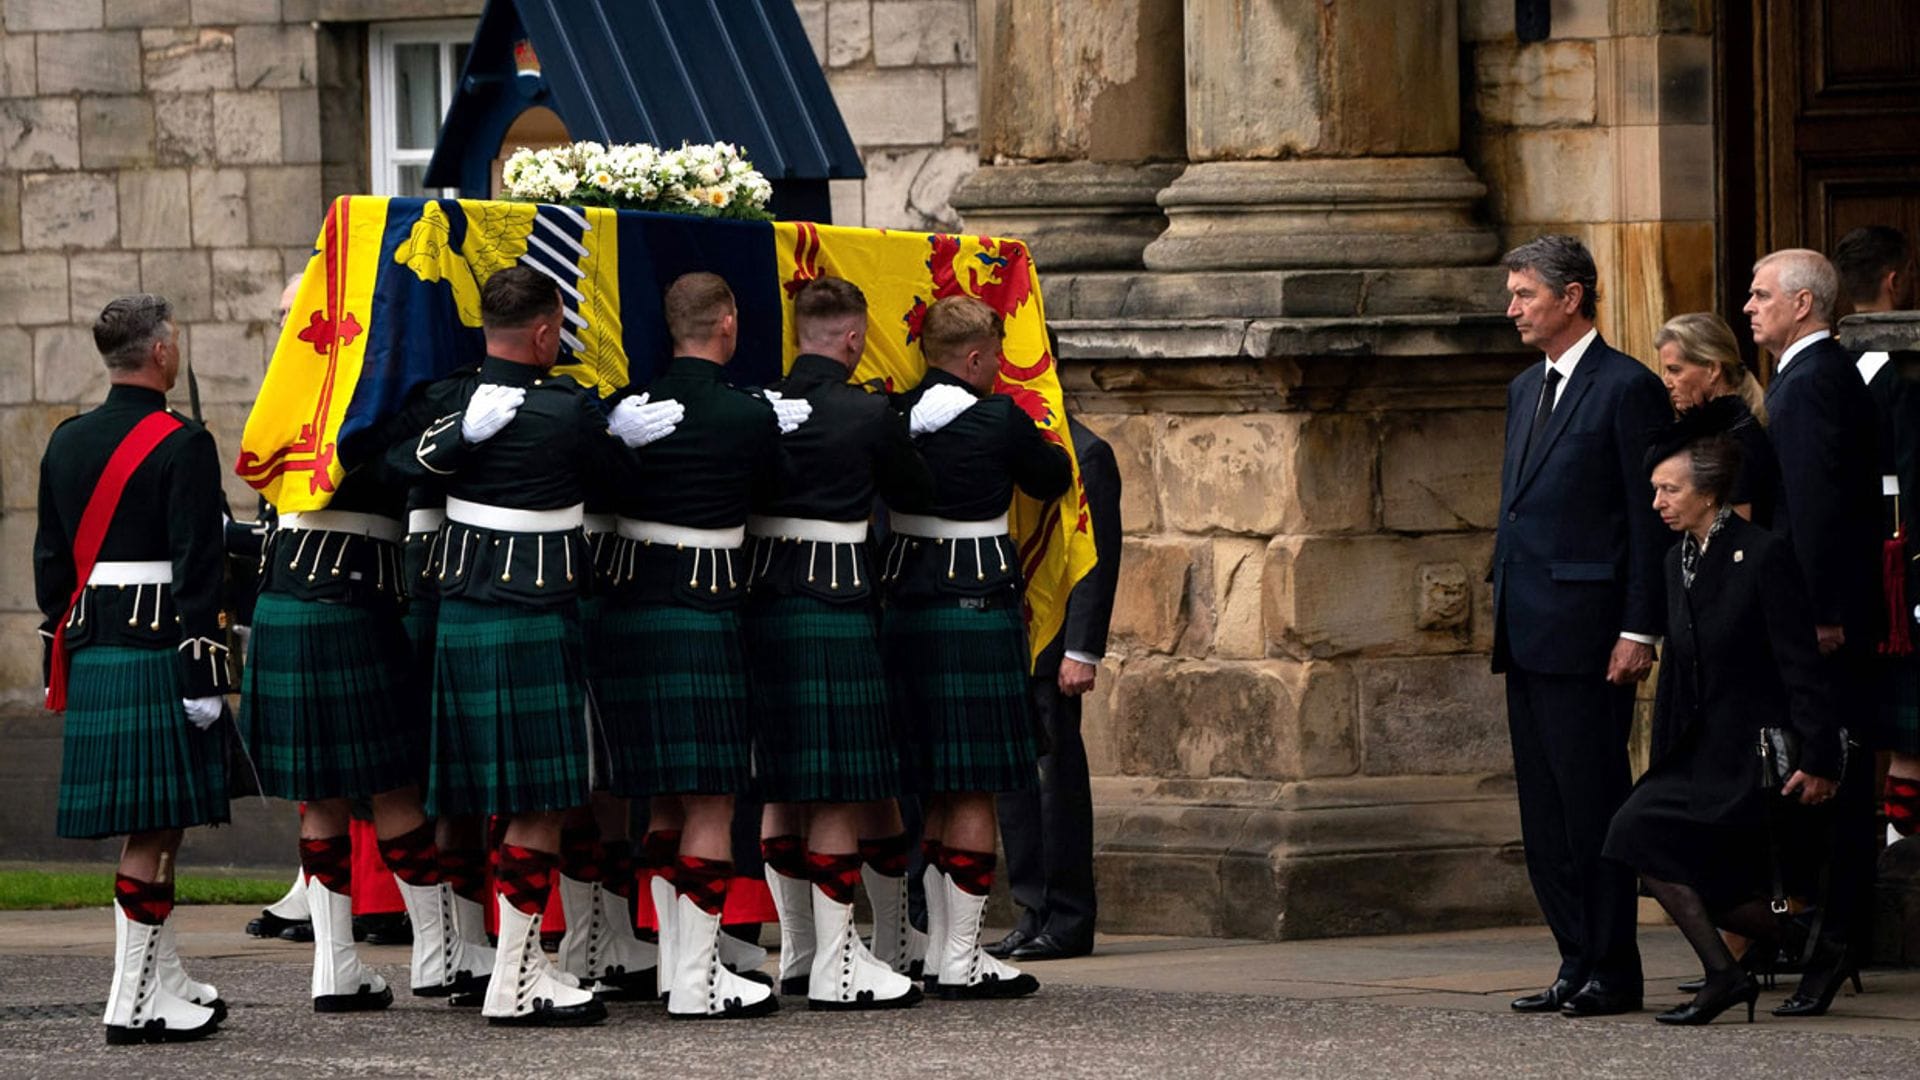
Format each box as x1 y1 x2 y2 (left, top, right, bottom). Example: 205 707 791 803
45 410 185 712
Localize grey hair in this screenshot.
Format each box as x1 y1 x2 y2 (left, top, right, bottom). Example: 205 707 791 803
1502 234 1600 320
92 294 174 373
1754 248 1839 324
1680 435 1743 506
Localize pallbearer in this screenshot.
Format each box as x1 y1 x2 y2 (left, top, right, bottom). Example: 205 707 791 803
747 276 936 1009
882 295 1071 1000
597 272 803 1020
403 266 682 1026
37 295 233 1043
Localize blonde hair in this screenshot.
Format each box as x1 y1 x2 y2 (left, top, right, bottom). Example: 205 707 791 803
1654 311 1767 424
920 295 1002 364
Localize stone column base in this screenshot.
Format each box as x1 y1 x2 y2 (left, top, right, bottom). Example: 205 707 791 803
1143 158 1499 272
1090 774 1535 939
951 161 1185 272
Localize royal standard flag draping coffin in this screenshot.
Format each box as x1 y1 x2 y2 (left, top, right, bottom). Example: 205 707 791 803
238 195 1096 666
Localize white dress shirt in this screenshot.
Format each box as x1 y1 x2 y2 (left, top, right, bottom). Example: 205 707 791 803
1773 328 1832 376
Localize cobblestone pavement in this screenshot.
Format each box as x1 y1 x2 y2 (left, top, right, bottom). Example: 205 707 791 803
0 907 1913 1078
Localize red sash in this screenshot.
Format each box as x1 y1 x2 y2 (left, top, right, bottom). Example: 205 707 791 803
46 410 183 712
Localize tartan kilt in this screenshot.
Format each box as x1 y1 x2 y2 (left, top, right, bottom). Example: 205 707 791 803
597 603 751 797
883 602 1037 794
239 592 420 801
401 594 437 715
1882 657 1920 755
428 597 591 817
746 597 898 803
58 645 229 839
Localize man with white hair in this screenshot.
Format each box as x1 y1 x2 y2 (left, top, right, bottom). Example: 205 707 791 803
1746 247 1883 1017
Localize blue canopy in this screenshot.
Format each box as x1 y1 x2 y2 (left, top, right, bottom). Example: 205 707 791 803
422 0 862 222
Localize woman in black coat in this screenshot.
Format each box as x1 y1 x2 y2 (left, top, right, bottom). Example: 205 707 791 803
1603 406 1844 1025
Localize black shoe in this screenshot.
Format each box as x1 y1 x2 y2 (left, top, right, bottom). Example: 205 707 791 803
936 972 1040 1000
1773 937 1857 1018
1010 932 1092 961
1560 981 1641 1017
1679 942 1779 993
313 983 394 1013
1510 979 1578 1013
355 913 411 947
985 928 1033 959
487 997 609 1027
278 922 314 943
245 911 309 940
1656 970 1758 1026
779 975 810 997
104 1015 221 1045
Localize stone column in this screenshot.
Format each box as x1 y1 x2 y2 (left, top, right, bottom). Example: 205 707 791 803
1143 0 1497 271
949 0 1186 270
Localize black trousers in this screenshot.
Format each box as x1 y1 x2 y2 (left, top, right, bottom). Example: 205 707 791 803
1816 646 1880 959
995 677 1097 947
1506 667 1642 989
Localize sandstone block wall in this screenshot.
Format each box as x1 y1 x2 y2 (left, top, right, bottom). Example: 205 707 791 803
1077 405 1517 792
1462 0 1716 365
792 0 979 230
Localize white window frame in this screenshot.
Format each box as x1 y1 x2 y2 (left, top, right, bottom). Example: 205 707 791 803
368 19 477 197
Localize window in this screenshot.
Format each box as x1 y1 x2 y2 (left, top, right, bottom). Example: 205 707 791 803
368 20 475 197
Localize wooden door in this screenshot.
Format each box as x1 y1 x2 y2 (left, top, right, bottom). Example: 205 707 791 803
1718 1 1920 318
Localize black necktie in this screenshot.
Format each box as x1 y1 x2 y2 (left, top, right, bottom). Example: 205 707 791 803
1526 366 1563 463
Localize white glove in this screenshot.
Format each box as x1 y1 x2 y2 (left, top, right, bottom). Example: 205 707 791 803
608 393 686 448
461 384 526 444
909 382 976 436
763 389 813 435
182 696 223 730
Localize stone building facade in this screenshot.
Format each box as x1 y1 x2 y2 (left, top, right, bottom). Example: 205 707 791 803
4 1 1907 939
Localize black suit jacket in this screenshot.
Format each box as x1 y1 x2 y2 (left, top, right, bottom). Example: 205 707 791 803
1492 335 1671 675
1035 418 1122 678
1764 335 1882 637
1650 514 1843 824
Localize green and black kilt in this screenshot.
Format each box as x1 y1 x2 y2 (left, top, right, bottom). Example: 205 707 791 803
883 603 1037 795
428 597 591 817
597 602 751 797
58 645 229 839
240 591 420 800
746 596 898 803
1883 658 1920 755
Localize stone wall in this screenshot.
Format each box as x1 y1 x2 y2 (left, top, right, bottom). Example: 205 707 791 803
1462 0 1717 365
791 0 978 230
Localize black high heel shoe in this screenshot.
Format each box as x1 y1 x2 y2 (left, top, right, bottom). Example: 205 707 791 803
1657 970 1759 1026
1772 938 1856 1018
1678 942 1780 993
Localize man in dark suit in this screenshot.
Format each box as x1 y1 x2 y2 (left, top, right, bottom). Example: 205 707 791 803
988 416 1122 962
1492 235 1670 1018
1747 247 1885 1016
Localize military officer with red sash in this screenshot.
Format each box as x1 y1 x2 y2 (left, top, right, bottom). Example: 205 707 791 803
37 295 235 1044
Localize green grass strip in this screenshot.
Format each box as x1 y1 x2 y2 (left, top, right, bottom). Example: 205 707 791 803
0 870 290 911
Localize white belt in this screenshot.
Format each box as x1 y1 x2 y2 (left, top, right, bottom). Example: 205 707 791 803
446 497 584 533
583 513 616 535
279 510 403 544
616 518 746 549
747 515 867 544
89 560 171 585
890 512 1009 540
407 508 446 535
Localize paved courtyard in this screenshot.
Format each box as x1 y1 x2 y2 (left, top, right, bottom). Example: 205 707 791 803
0 906 1914 1078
